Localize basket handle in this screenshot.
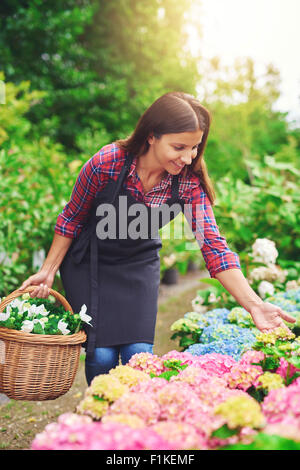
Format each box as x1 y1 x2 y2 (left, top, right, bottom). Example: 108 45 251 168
0 286 74 314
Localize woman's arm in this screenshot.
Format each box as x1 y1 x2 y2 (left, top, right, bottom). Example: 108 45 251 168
18 233 73 297
215 268 296 332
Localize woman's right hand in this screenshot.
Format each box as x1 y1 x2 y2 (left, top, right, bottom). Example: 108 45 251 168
18 270 55 299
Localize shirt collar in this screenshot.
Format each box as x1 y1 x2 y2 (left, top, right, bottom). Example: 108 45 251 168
128 155 173 190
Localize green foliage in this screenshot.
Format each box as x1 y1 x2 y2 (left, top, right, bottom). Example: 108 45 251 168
201 57 291 181
221 433 300 450
211 424 239 439
213 156 300 260
149 359 189 381
0 0 200 149
252 329 300 385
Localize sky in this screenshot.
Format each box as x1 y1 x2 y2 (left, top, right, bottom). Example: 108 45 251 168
187 0 300 124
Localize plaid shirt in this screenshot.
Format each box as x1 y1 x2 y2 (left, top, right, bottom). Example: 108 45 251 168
54 143 241 278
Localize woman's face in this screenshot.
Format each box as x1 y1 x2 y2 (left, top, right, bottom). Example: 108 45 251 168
148 130 204 175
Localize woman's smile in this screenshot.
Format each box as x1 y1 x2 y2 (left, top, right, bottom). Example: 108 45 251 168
171 160 185 170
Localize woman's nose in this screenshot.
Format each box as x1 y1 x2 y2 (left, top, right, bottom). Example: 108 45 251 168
180 153 193 165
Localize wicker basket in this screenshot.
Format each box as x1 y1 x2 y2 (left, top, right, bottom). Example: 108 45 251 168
0 286 86 401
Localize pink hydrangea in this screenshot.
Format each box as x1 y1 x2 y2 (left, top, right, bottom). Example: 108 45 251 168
130 377 169 395
107 392 161 425
276 357 300 383
171 368 233 407
127 352 165 375
224 363 263 391
264 417 300 442
262 380 300 423
155 381 203 421
239 350 265 367
150 421 207 450
161 350 200 367
188 353 237 377
31 413 174 450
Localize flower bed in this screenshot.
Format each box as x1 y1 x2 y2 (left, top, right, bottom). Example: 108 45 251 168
170 288 300 355
31 329 300 450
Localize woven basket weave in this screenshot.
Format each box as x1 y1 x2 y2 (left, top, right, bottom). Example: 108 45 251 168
0 286 86 401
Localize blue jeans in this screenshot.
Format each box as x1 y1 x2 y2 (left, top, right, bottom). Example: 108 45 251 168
85 342 153 385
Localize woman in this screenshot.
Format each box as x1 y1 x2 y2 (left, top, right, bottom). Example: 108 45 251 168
19 91 295 385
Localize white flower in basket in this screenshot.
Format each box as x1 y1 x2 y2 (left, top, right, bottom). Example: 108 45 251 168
0 305 11 322
79 304 92 326
58 319 71 335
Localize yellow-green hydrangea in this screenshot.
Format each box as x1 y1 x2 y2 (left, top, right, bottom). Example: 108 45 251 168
256 327 296 345
101 413 146 428
170 318 201 333
256 372 285 391
214 395 265 429
86 375 129 402
76 395 109 420
109 365 151 387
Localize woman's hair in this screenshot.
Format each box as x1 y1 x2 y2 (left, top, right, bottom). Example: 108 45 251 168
115 91 216 205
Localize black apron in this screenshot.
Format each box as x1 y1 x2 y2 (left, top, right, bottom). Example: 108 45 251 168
59 152 183 356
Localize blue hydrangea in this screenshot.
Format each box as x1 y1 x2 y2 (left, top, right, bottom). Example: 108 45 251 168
199 323 255 344
204 308 231 325
186 339 250 361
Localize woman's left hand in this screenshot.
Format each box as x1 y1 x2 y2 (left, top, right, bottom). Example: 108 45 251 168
249 301 296 333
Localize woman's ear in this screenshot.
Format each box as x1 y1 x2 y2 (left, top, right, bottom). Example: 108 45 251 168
147 133 154 145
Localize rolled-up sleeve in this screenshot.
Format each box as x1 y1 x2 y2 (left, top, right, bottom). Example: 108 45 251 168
185 183 242 278
54 152 101 238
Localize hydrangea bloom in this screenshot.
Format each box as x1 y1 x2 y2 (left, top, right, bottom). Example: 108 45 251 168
224 363 263 391
76 395 110 420
155 382 202 421
255 327 295 345
150 421 207 450
258 281 275 299
254 372 285 391
130 377 169 395
161 350 200 367
239 350 265 366
251 238 278 265
185 353 237 377
187 339 251 361
31 413 173 450
109 365 151 387
170 318 202 333
262 380 300 424
276 357 300 382
227 307 255 328
101 413 146 429
85 374 129 402
107 392 160 425
127 352 165 375
214 395 265 429
200 323 255 344
264 417 300 443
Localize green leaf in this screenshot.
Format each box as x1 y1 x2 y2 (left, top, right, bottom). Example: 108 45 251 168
211 424 239 439
262 356 280 371
157 370 179 381
199 278 220 287
220 433 300 450
92 395 106 402
286 356 300 369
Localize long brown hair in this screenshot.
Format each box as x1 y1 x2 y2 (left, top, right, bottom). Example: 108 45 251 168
116 91 216 205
